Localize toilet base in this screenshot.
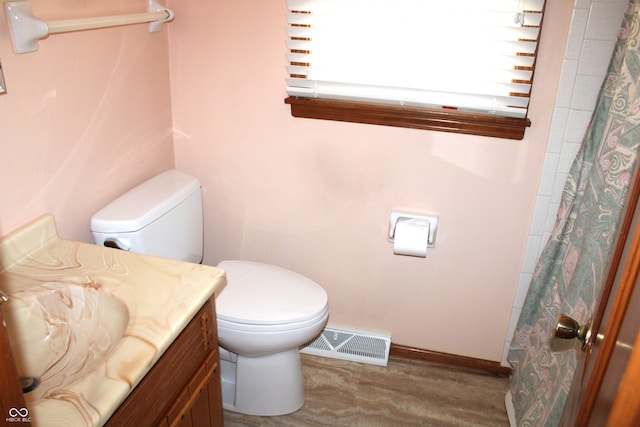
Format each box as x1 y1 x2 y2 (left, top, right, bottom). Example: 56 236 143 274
220 347 305 416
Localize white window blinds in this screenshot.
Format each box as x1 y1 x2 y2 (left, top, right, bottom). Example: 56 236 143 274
286 0 545 119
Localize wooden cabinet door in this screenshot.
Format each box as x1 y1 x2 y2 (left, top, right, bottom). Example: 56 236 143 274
164 351 222 427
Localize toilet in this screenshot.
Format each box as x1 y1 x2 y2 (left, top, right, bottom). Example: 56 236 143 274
90 169 329 416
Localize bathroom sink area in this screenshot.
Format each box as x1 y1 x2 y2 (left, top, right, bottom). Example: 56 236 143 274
0 214 226 426
3 282 129 402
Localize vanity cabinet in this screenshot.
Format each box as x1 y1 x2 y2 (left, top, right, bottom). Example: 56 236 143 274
106 298 223 427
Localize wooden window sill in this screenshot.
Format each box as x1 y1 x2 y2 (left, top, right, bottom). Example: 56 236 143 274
285 97 531 140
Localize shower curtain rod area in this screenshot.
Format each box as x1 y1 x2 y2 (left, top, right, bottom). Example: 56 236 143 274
5 0 175 54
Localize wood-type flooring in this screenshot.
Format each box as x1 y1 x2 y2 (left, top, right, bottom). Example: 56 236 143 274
223 353 510 426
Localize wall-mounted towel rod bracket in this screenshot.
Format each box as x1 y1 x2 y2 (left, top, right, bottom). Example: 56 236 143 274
5 0 175 54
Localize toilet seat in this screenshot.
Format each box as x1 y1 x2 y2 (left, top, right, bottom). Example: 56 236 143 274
216 260 328 327
217 306 329 333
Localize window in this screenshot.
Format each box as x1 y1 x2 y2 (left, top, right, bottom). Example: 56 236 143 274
285 0 546 140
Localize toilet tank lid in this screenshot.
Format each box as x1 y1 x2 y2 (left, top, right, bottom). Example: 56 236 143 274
91 170 201 233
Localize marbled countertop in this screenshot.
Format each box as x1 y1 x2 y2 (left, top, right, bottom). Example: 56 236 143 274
0 215 226 426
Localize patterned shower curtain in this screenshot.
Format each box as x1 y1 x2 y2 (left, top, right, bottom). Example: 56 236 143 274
507 1 640 425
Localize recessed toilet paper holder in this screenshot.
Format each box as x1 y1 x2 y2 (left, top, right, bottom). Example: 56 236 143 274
388 211 438 248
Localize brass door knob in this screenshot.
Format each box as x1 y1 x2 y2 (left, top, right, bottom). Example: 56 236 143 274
555 315 592 351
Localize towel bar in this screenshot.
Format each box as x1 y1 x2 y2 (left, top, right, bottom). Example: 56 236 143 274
5 0 175 54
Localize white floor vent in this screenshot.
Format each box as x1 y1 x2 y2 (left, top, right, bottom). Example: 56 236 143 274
300 327 391 366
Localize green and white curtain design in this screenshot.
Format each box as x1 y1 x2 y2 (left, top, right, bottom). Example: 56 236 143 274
507 1 640 425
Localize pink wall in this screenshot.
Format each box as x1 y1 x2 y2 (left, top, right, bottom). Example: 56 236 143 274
0 0 574 362
0 0 174 242
168 0 575 361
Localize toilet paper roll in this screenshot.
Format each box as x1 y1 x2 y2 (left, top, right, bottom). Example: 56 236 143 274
393 218 430 257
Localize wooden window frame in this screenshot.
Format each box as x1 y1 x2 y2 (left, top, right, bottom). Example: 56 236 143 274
285 96 532 140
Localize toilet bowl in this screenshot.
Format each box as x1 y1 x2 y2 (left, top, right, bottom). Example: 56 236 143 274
89 169 329 417
216 260 328 415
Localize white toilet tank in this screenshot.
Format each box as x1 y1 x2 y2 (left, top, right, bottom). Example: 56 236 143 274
90 169 203 263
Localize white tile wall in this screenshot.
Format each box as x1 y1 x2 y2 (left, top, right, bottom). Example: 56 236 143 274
502 0 628 366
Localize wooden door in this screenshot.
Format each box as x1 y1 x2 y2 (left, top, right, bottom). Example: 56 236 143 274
560 172 640 425
0 305 30 425
604 304 640 425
